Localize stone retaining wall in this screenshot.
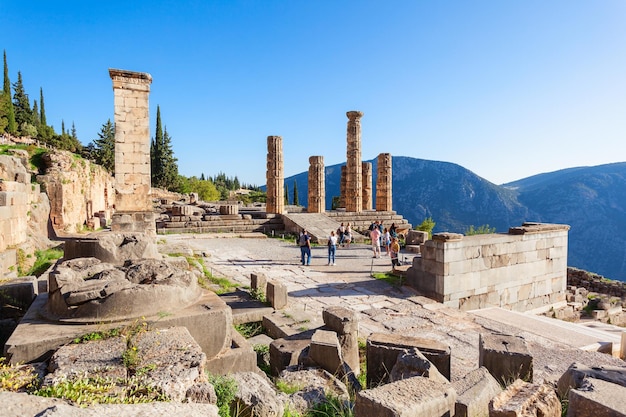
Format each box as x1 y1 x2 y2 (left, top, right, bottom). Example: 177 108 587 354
567 267 626 299
406 223 570 312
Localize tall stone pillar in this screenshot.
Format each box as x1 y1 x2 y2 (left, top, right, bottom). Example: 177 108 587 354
345 111 363 213
266 136 284 214
308 156 325 213
109 69 155 235
362 162 373 211
376 153 392 212
339 165 347 209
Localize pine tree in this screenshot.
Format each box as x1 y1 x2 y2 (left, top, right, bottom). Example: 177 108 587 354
89 119 115 172
161 127 179 190
2 50 16 134
293 179 299 206
12 71 34 134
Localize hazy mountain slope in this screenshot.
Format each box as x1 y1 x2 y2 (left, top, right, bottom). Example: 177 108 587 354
505 162 626 280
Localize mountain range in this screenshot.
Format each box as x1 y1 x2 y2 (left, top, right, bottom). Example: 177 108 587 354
282 156 626 282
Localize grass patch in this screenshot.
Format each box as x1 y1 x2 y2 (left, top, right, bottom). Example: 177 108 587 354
276 380 301 395
27 246 64 277
0 358 41 392
207 373 238 417
184 255 237 294
308 394 353 417
371 272 403 287
235 321 264 339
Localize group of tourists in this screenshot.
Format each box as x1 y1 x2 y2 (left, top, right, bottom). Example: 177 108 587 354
297 221 402 267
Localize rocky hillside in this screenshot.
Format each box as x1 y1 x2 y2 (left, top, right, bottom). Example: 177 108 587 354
285 157 626 282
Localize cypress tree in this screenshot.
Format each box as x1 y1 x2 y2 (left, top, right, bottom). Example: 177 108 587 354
2 50 16 134
39 87 46 126
150 105 164 187
12 71 34 132
71 122 77 142
293 179 299 206
284 183 289 205
161 127 179 190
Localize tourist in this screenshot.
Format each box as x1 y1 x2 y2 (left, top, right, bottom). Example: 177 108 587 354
370 225 381 258
337 222 346 246
298 229 311 265
383 227 391 256
390 236 400 267
327 230 337 265
344 223 352 248
389 222 397 238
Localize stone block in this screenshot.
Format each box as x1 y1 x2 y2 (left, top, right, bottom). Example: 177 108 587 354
389 348 449 385
0 276 37 307
367 332 451 387
621 331 626 360
479 333 533 385
567 377 626 416
557 362 626 399
452 366 502 417
269 331 314 377
251 272 268 294
267 280 288 310
205 329 258 375
309 329 344 376
323 306 360 375
489 379 560 417
354 376 456 417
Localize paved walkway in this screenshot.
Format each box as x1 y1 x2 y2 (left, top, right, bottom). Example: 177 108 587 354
160 233 626 382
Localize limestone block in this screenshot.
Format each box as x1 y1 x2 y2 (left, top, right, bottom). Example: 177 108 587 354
267 280 288 310
309 329 344 376
251 272 268 294
354 377 456 417
322 306 360 375
452 366 502 417
406 230 428 245
479 333 533 385
269 333 312 377
389 348 449 384
0 276 37 306
204 330 257 375
231 372 285 417
567 376 626 416
367 332 451 387
556 362 626 399
621 331 626 360
489 379 560 417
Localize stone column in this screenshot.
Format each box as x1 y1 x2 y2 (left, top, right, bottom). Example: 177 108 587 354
339 165 347 209
308 156 325 213
376 153 392 212
266 136 284 214
109 69 155 234
362 161 372 211
345 111 363 213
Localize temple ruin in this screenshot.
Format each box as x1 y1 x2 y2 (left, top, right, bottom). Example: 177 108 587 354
345 111 363 213
265 135 285 215
307 156 325 213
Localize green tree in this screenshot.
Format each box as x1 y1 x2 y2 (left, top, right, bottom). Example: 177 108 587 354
150 106 163 186
39 87 46 126
160 127 179 189
464 224 496 236
2 50 16 134
415 217 436 238
150 106 179 190
293 179 299 206
284 183 289 205
12 71 34 134
88 119 115 172
37 87 53 141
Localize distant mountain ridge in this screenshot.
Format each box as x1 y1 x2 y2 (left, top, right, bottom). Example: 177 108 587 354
281 157 626 282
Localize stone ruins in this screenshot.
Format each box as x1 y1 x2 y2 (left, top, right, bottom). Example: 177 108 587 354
1 68 625 416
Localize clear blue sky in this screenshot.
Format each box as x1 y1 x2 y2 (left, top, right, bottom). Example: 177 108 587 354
2 1 625 186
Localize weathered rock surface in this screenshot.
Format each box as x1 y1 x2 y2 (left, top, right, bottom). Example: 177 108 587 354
231 371 285 417
489 379 560 417
389 347 449 384
45 257 201 322
278 367 349 413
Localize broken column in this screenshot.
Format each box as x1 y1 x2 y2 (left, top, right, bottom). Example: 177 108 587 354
362 161 372 211
108 69 155 235
345 111 363 213
266 136 284 214
307 156 325 213
376 153 392 212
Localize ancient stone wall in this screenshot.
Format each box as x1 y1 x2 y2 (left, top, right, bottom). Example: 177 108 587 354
308 156 325 213
362 162 372 211
266 136 284 214
37 150 114 234
339 165 346 209
0 153 51 277
406 223 570 312
376 153 392 212
345 111 363 212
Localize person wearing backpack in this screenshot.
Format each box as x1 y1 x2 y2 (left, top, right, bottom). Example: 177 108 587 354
298 229 311 266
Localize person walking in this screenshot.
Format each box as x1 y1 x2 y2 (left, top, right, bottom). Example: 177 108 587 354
370 225 381 258
327 230 338 265
344 223 352 248
337 223 346 246
298 229 311 265
383 228 391 256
